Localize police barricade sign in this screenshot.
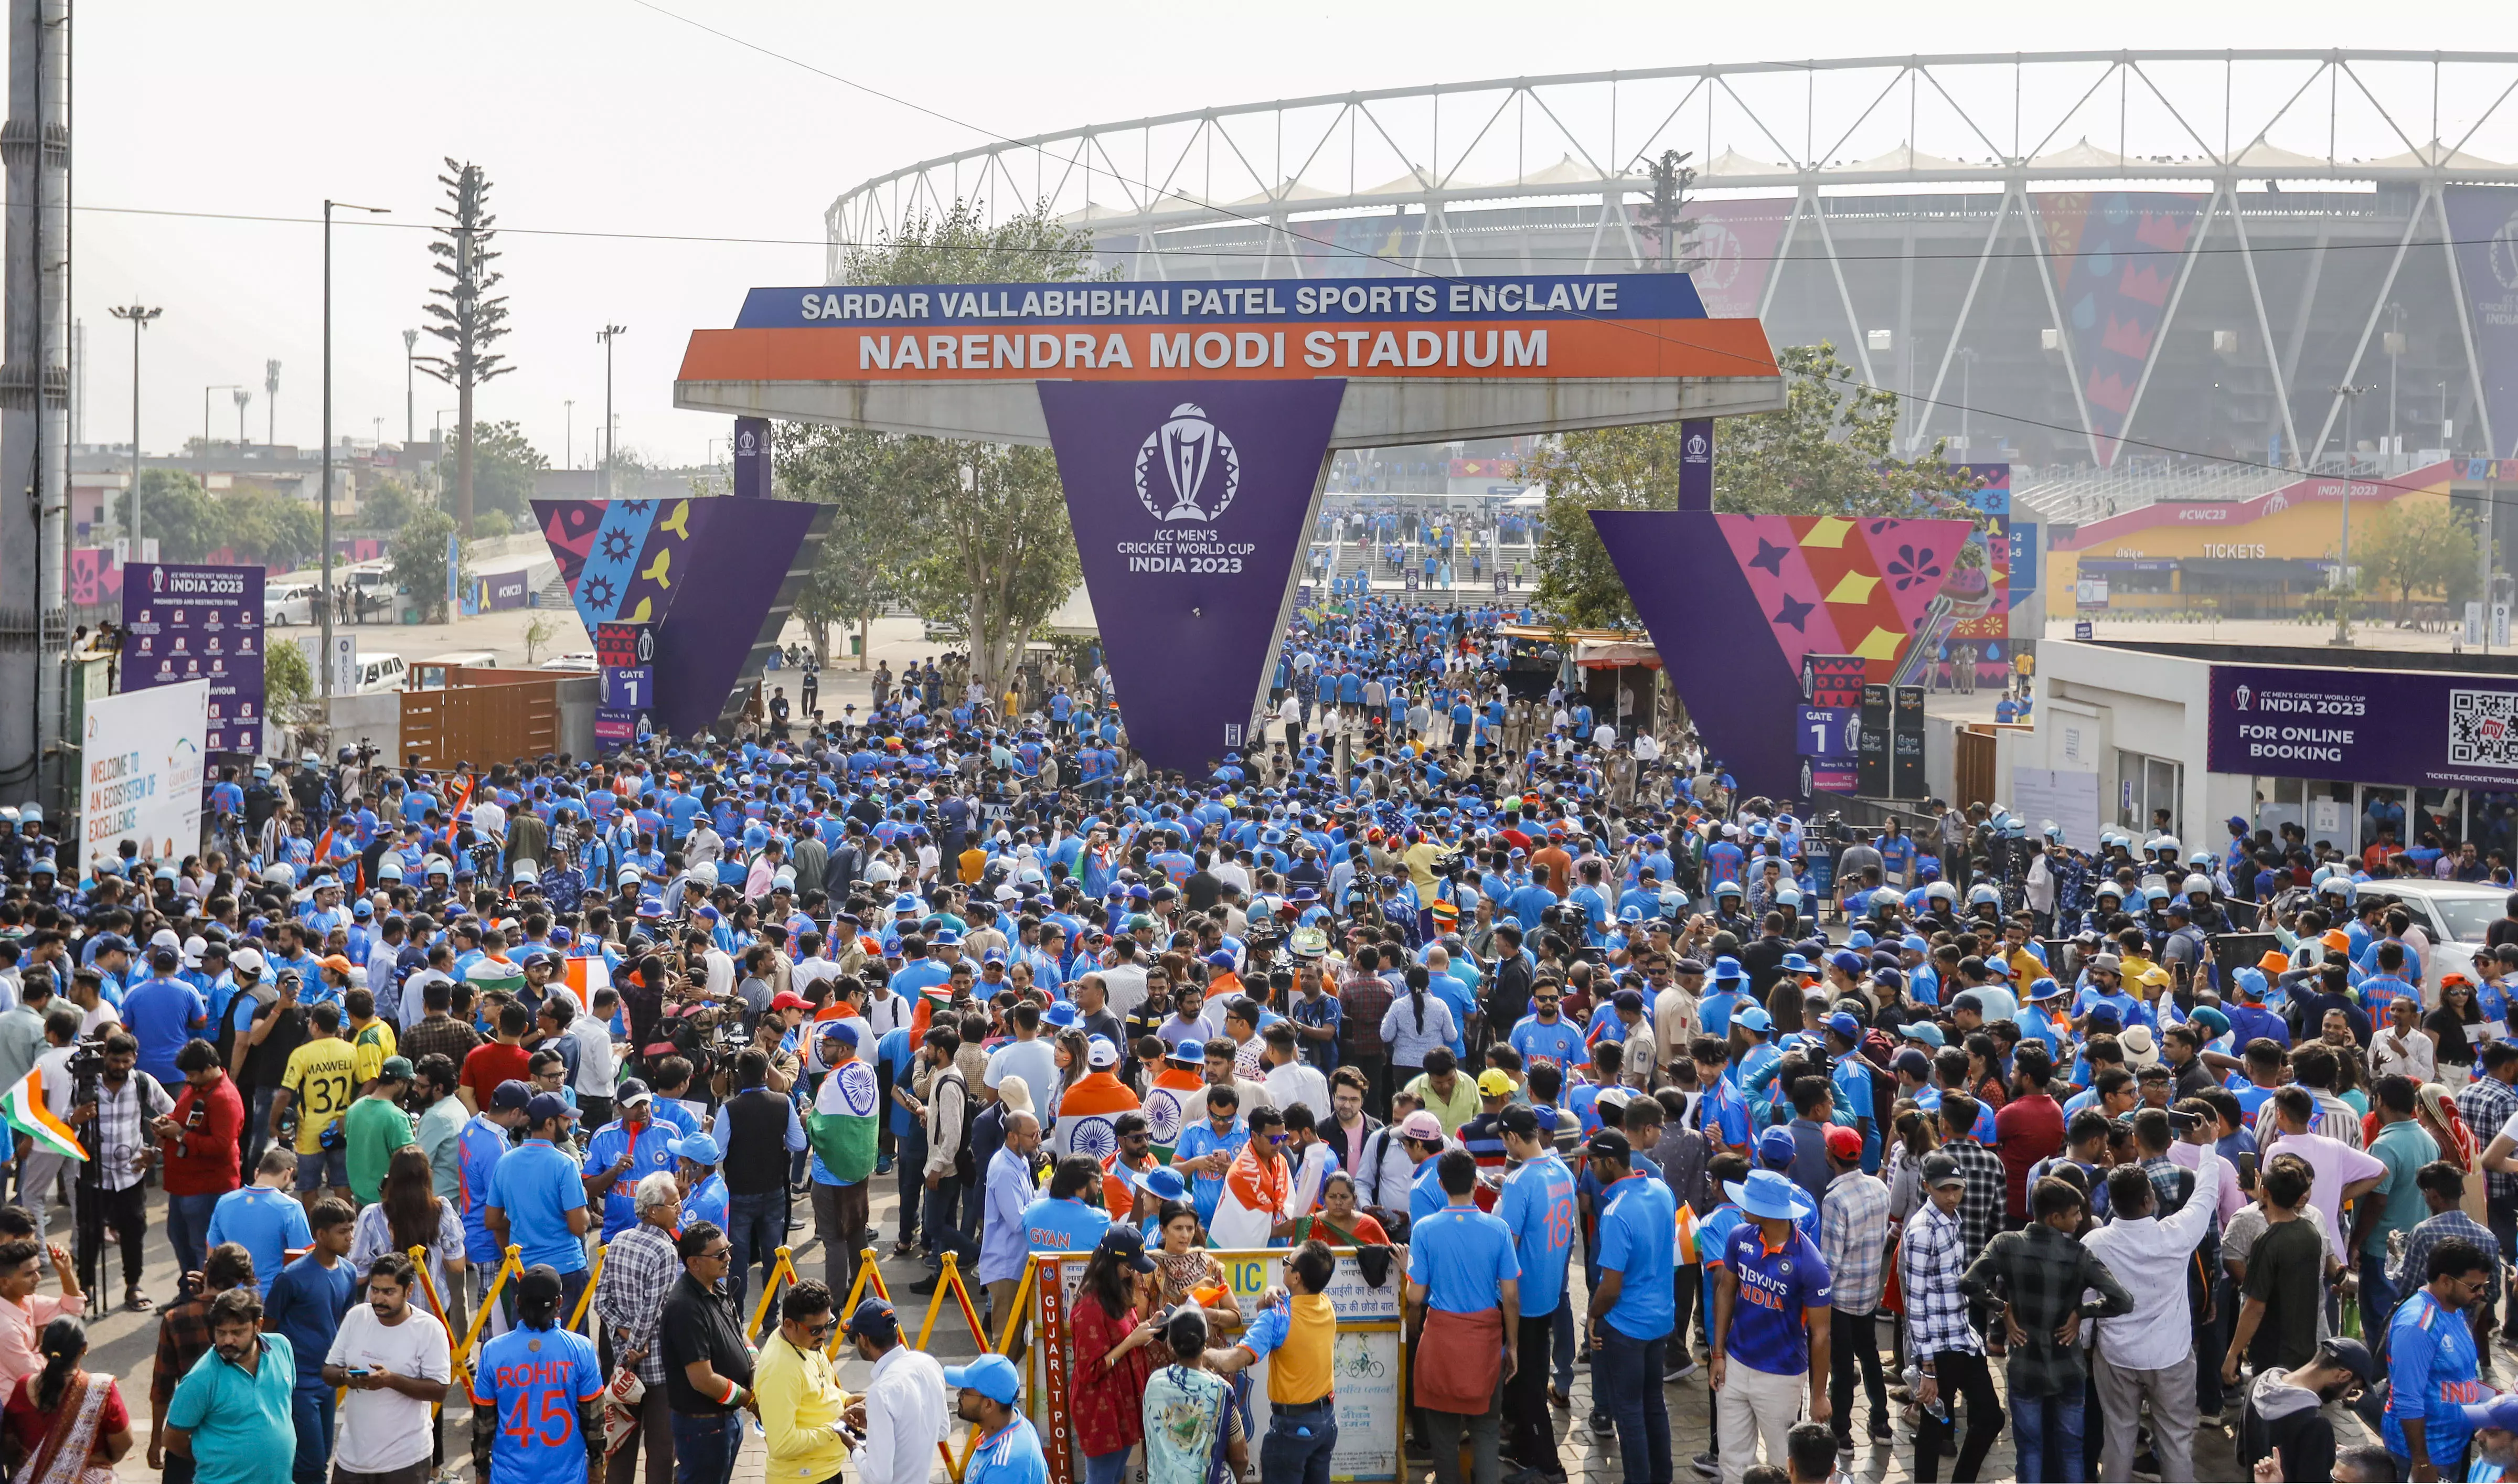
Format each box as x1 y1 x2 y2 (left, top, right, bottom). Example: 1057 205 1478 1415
1028 1249 1404 1484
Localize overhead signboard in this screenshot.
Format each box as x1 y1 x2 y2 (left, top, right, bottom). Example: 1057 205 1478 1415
2206 662 2518 788
680 272 1784 771
82 680 208 866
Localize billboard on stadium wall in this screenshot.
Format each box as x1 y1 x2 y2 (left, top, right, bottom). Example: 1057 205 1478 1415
2448 185 2518 459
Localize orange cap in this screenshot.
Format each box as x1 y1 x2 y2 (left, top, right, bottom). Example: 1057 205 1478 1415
2258 951 2291 975
2321 929 2351 954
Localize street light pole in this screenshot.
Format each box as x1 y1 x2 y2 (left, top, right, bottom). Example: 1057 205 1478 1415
322 199 390 705
402 329 417 447
202 384 240 499
564 400 573 472
596 325 626 497
109 303 162 549
2331 382 2374 647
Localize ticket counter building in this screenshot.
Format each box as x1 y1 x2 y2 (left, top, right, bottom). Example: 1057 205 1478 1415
2041 460 2518 619
2003 638 2518 869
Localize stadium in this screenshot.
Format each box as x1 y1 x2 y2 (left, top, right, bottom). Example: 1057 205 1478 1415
827 50 2518 543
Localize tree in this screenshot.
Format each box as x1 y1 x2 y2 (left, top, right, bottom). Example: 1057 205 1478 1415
2355 500 2480 617
776 424 917 668
472 420 548 520
355 475 429 533
391 507 463 623
264 639 313 711
415 159 514 540
1641 150 1703 273
1527 342 1967 627
220 486 322 573
115 470 223 562
522 612 561 665
777 199 1102 693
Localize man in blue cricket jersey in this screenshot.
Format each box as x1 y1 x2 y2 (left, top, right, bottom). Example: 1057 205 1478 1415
1497 1106 1574 1481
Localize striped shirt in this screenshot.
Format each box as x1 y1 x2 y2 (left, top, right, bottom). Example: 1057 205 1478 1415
1821 1169 1891 1314
2252 1085 2365 1150
1898 1203 1979 1358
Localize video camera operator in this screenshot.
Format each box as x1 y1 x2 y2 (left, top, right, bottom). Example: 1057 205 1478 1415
70 1030 173 1311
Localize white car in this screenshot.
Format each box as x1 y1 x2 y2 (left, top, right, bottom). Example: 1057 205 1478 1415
539 652 599 672
2348 878 2509 1002
264 582 320 625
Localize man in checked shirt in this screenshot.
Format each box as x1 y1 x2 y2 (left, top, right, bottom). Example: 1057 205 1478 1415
1961 1176 2135 1484
1899 1154 1998 1484
591 1172 683 1484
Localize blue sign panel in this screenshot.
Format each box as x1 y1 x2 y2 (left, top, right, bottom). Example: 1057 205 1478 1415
602 667 654 709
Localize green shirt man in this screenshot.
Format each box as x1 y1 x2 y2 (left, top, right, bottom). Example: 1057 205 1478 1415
343 1056 417 1205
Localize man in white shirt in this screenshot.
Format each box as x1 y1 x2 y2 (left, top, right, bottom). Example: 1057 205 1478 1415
319 1252 452 1481
1097 940 1150 1024
1259 1024 1330 1123
2080 1129 2225 1484
984 1004 1059 1105
470 795 506 842
860 976 913 1040
571 988 620 1112
842 1297 948 1484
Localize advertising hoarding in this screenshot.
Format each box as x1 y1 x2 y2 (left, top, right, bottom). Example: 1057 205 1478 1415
2206 663 2518 788
120 562 266 754
81 680 208 864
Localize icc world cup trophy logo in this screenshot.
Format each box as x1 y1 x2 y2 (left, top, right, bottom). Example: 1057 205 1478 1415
1135 403 1241 524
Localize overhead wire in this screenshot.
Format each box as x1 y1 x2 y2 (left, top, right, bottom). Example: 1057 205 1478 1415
69 200 2518 266
85 4 2493 505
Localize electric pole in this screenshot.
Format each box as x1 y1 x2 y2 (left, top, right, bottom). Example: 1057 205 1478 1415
322 199 390 704
402 328 417 447
109 303 161 548
598 325 626 497
264 359 279 447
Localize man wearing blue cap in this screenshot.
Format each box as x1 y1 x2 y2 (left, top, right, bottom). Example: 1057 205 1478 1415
947 1354 1047 1484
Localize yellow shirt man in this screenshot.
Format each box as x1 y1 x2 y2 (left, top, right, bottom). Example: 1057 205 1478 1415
348 1016 397 1088
755 1325 851 1482
280 1037 357 1155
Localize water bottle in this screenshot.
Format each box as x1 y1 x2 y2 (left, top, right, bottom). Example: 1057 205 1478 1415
1903 1363 1947 1424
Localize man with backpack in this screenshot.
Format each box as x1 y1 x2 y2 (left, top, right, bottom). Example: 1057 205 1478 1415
908 1024 974 1296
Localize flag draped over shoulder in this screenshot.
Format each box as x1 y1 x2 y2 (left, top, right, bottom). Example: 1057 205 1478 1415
807 1058 880 1184
1051 1072 1140 1162
1143 1066 1206 1162
2 1068 83 1162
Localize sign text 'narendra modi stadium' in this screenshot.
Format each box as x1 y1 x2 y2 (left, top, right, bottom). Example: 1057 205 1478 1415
679 275 1777 383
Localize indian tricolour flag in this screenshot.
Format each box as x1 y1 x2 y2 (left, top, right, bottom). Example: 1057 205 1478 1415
2 1068 83 1162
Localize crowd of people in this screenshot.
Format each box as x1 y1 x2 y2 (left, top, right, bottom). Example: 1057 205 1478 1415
7 593 2518 1484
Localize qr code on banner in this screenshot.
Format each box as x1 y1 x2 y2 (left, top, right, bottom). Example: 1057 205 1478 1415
2449 689 2518 766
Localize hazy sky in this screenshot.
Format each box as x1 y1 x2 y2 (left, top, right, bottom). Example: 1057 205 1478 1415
65 0 2501 471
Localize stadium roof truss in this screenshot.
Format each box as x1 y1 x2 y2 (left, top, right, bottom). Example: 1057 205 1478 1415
828 52 2518 471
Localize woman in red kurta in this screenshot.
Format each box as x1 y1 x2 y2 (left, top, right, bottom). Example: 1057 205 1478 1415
1067 1225 1165 1484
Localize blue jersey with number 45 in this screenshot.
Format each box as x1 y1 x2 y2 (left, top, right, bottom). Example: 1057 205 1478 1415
471 1324 604 1484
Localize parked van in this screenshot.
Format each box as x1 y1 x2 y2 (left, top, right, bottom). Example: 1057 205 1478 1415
355 653 407 693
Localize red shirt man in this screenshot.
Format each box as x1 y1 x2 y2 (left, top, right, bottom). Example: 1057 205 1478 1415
156 1055 245 1198
1992 1048 2066 1219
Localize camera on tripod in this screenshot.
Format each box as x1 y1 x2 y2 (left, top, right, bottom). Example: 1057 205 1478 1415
65 1035 106 1112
